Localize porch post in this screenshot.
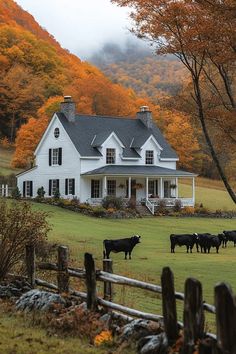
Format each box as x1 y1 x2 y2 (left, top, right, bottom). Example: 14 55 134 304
103 176 107 198
146 177 149 200
160 177 163 198
128 177 131 199
175 177 178 198
192 177 195 205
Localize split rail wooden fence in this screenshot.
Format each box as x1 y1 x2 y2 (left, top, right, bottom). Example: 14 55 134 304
20 245 236 353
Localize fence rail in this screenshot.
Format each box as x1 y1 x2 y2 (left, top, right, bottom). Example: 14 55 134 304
11 244 236 353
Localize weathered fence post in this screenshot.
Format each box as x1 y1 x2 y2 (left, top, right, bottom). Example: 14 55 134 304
161 267 178 345
215 283 236 354
25 244 35 287
183 278 205 354
103 259 113 301
84 253 97 311
57 246 69 293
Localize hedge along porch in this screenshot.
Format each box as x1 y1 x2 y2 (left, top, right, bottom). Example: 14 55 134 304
81 165 196 214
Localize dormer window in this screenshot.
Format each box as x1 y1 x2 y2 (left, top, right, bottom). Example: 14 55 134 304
54 128 60 138
106 148 116 164
146 150 154 165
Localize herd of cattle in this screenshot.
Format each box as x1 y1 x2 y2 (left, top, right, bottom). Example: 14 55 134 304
102 231 236 259
170 230 236 254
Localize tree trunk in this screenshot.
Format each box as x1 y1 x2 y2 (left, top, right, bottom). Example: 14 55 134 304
193 76 236 204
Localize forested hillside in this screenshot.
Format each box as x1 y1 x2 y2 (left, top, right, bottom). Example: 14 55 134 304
90 42 188 103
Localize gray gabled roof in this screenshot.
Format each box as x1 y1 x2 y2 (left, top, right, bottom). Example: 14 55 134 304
82 165 196 177
57 112 178 159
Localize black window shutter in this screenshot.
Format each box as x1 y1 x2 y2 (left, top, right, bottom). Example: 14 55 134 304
72 179 75 195
57 179 60 190
65 179 68 195
49 180 52 196
23 181 26 197
59 148 62 165
49 149 52 166
30 181 33 197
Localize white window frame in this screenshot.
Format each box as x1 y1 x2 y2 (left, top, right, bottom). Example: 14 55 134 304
52 179 58 195
91 180 101 198
106 148 116 164
145 150 154 165
52 148 59 165
107 180 116 196
54 128 60 138
68 178 74 195
25 181 31 197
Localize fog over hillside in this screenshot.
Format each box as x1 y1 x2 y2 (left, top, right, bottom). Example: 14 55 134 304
89 41 187 102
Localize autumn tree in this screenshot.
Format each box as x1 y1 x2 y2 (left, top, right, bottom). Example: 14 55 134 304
0 64 44 141
112 0 236 203
157 109 200 169
12 96 61 168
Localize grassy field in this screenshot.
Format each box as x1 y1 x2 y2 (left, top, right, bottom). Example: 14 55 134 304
0 146 22 175
0 303 108 354
31 202 236 330
179 182 236 211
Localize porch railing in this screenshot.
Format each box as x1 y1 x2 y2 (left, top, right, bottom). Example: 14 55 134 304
145 198 155 214
145 198 194 215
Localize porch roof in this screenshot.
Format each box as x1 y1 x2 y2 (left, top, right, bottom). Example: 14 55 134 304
82 165 197 177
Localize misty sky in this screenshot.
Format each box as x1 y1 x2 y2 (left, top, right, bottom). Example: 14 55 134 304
15 0 135 59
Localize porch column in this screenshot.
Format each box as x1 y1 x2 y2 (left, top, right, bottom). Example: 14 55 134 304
175 177 178 198
103 176 107 198
128 177 131 199
160 177 163 198
192 177 195 205
146 177 149 200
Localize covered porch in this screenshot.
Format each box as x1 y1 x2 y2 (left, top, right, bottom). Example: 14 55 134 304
81 165 197 214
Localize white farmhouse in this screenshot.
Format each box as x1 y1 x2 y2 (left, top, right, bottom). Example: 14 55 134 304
17 96 196 214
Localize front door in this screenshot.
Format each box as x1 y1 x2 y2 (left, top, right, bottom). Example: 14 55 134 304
164 181 171 198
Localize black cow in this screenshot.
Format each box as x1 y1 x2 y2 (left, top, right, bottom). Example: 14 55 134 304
103 235 141 259
195 233 211 253
218 233 228 248
207 235 222 253
201 234 222 253
170 234 198 253
223 230 236 247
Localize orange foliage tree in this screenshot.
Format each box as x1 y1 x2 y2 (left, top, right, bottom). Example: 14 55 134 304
157 110 200 169
12 97 61 168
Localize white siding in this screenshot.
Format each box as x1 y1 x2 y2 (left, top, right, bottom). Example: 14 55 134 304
17 117 81 198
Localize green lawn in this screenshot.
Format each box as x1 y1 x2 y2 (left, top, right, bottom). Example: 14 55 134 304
0 307 107 354
0 146 22 176
179 182 236 211
32 202 236 330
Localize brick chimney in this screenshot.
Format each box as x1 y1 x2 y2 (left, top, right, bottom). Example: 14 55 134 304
136 106 153 129
60 96 76 122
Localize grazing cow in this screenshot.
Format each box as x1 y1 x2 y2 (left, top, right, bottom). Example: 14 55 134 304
103 235 141 259
195 233 211 253
223 230 236 247
170 234 198 253
218 233 228 248
200 234 222 253
207 235 222 253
